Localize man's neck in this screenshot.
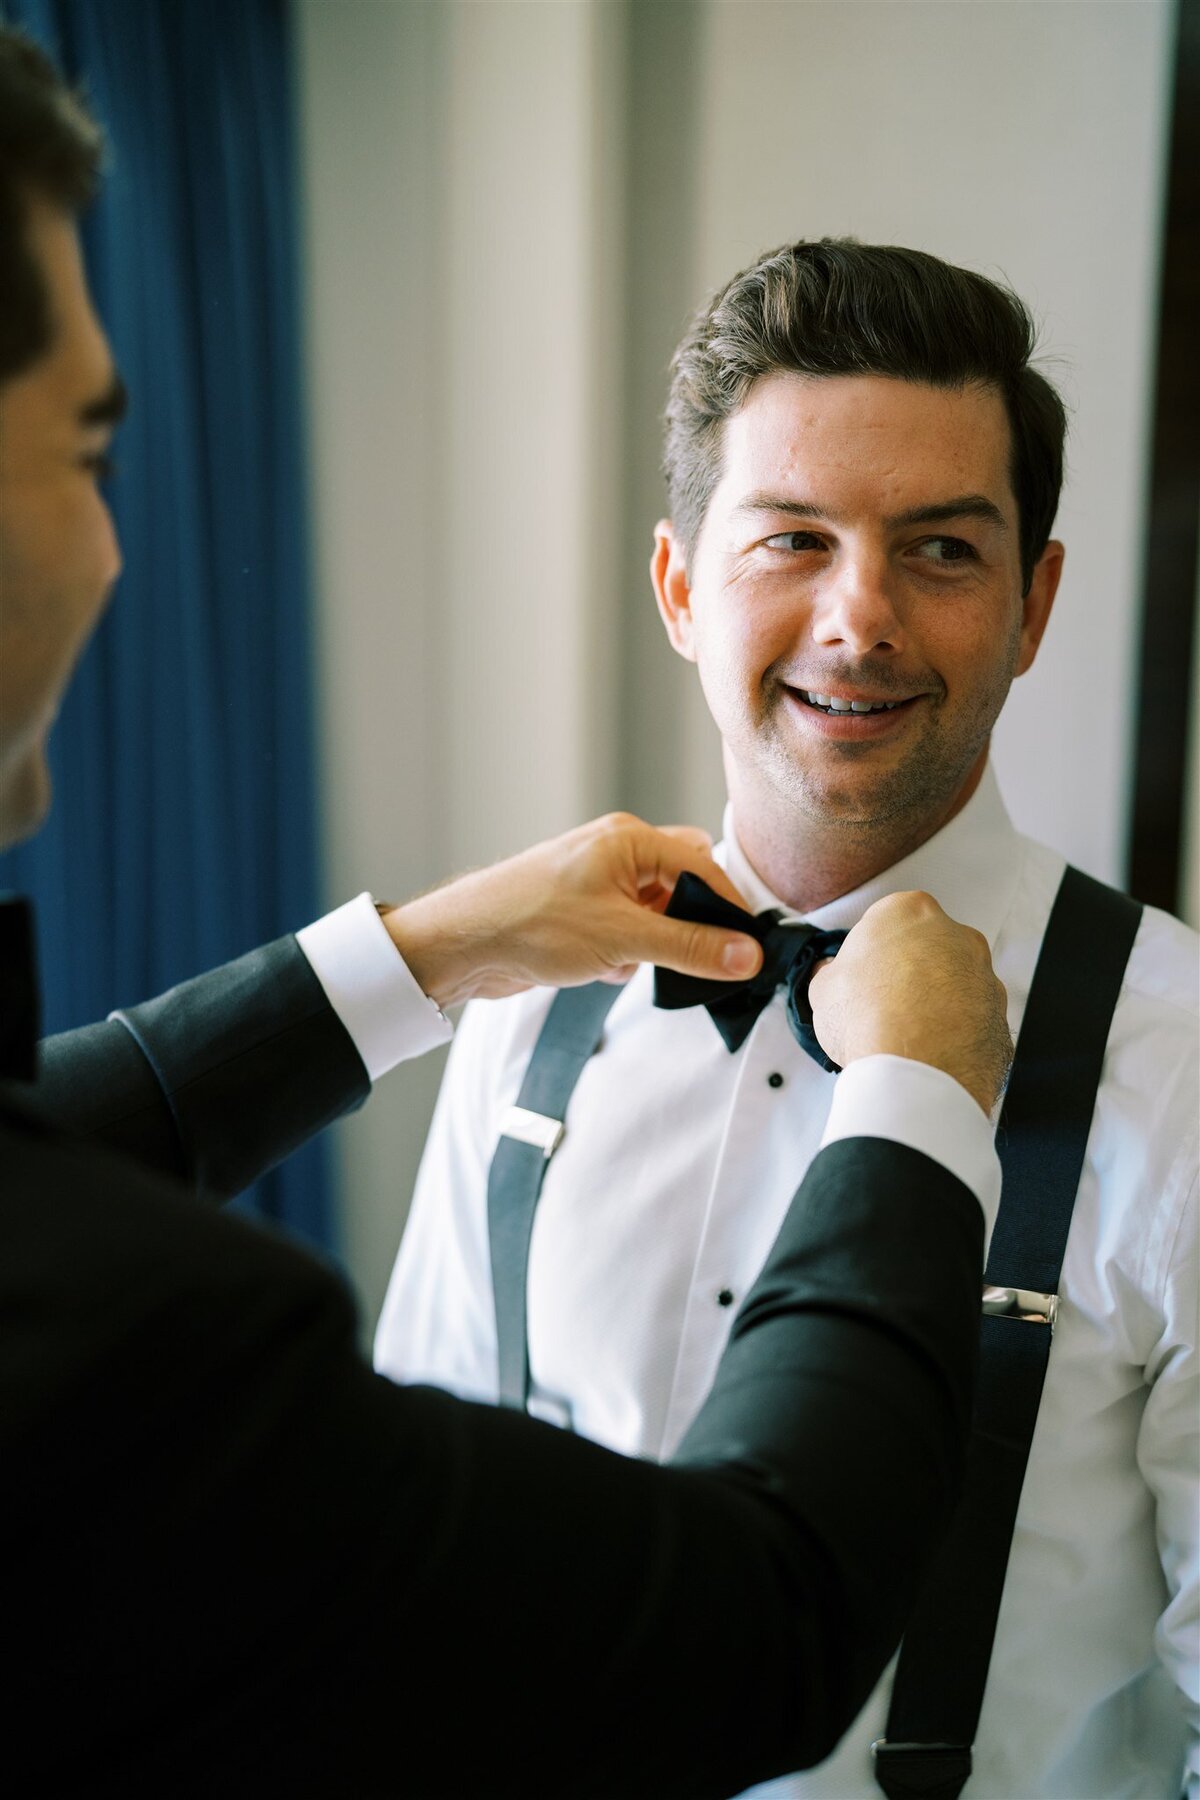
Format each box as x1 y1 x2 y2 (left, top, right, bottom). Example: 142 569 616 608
729 759 987 914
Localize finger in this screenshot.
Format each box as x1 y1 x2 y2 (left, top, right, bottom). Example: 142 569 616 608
633 881 674 915
639 825 755 915
633 909 762 981
807 957 837 1004
656 824 714 853
599 964 638 985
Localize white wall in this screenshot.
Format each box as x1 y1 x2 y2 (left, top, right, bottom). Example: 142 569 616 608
294 0 626 1324
1183 558 1200 930
294 0 1177 1324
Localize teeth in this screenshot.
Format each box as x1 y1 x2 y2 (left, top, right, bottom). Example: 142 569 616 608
802 690 900 714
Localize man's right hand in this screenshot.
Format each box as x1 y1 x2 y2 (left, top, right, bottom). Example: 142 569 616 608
808 891 1012 1114
381 812 763 1009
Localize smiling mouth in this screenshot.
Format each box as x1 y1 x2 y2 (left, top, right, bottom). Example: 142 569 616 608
791 688 918 716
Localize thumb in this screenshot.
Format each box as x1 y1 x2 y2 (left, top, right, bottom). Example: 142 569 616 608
639 910 763 982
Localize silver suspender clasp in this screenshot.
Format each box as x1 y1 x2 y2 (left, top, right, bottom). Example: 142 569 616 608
500 1105 565 1159
982 1284 1059 1330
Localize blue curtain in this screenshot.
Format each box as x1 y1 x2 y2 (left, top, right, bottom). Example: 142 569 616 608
0 0 335 1252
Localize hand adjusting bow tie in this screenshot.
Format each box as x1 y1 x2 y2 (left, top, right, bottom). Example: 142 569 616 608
653 872 847 1071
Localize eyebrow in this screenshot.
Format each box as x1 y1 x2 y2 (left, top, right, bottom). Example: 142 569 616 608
733 491 1010 533
79 371 129 429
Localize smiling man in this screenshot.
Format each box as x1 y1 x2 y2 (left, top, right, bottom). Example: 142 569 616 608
652 370 1060 904
376 242 1199 1800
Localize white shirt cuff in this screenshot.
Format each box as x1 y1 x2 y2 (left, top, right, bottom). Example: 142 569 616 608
295 893 453 1081
820 1055 1001 1247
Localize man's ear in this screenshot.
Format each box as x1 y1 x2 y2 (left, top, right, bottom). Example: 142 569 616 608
1015 539 1064 677
651 521 698 663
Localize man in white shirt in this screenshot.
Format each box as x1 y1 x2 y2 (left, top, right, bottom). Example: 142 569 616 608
376 240 1200 1799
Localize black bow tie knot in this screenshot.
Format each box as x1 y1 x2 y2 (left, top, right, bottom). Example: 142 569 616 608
653 872 847 1070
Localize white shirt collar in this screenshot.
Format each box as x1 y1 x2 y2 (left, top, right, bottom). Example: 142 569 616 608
721 760 1022 949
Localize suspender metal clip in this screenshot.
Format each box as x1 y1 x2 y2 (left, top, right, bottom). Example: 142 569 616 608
982 1284 1059 1330
871 1738 973 1796
872 1738 972 1754
499 1105 565 1159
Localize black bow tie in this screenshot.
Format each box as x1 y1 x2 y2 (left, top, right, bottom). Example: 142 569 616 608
653 872 847 1070
0 895 39 1081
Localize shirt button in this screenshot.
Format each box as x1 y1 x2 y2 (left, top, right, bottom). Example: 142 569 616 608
767 1071 784 1089
717 1288 735 1308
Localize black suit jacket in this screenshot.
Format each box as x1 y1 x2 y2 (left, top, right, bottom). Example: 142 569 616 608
1 934 984 1798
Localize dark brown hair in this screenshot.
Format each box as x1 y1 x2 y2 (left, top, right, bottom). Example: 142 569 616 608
0 25 103 385
664 239 1067 593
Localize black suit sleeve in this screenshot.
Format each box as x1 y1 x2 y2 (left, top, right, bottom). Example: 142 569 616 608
26 935 370 1197
3 1107 982 1800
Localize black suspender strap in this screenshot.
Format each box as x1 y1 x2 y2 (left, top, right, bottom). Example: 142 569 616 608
487 981 623 1410
874 867 1143 1800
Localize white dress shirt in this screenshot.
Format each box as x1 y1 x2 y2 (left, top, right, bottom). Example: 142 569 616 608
296 893 454 1073
372 765 1199 1800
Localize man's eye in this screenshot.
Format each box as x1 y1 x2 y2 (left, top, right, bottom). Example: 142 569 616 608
763 531 825 553
912 536 975 563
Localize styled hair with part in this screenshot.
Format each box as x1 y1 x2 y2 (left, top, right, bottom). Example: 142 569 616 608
664 238 1067 593
0 25 103 386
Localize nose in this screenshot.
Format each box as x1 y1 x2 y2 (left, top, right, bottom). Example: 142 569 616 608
811 552 905 656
